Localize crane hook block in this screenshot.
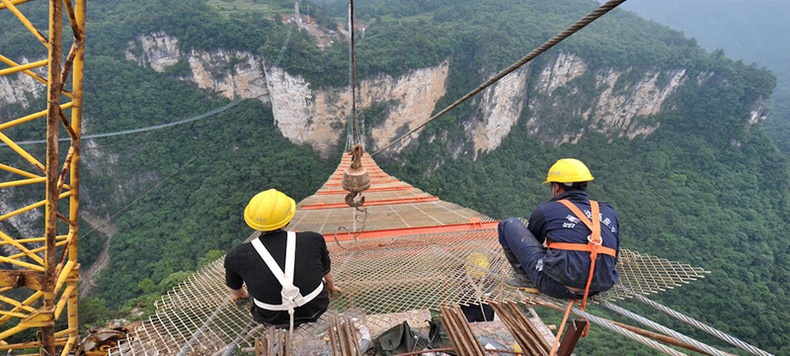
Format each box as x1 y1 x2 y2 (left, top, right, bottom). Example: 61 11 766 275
342 144 370 205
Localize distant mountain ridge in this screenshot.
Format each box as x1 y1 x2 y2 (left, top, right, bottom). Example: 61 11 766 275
619 0 790 152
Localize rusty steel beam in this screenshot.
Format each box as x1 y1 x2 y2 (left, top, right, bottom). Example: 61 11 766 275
0 270 45 290
261 328 292 356
490 301 550 356
42 0 65 353
439 305 485 356
556 320 587 356
328 316 362 356
0 0 85 353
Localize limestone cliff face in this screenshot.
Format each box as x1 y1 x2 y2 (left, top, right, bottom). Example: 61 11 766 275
462 53 691 155
0 35 764 162
125 33 181 73
586 68 686 140
121 35 735 159
361 63 450 152
125 33 269 102
468 66 531 157
469 53 690 151
264 66 344 155
0 57 42 108
265 62 450 155
125 33 449 157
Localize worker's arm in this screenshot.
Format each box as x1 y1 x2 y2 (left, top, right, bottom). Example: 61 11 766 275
317 233 342 295
324 271 342 295
224 252 248 301
527 205 548 244
230 287 249 301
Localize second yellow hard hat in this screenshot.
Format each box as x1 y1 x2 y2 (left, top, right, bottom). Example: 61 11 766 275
244 189 296 231
542 158 594 184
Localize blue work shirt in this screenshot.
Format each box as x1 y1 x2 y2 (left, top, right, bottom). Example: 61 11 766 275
527 190 620 292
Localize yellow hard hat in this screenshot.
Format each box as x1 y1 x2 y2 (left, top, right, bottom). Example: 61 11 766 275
542 158 594 184
465 252 490 279
244 189 296 231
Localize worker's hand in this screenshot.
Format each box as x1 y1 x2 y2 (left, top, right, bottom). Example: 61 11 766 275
231 288 250 302
328 285 343 296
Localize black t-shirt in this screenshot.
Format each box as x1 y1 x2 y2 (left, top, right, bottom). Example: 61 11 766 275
224 230 331 326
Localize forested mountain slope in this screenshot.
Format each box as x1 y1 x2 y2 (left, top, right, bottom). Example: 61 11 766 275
0 0 786 353
619 0 790 153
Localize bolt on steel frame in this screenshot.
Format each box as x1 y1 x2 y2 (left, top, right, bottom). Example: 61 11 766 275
0 0 85 354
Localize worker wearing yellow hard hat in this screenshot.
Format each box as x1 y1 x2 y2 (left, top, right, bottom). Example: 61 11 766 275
542 157 595 184
224 189 341 330
497 158 621 299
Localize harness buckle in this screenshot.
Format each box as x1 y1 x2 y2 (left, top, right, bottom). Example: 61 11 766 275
281 284 300 304
586 234 602 246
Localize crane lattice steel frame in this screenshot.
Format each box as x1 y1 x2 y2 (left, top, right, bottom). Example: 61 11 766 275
0 0 85 354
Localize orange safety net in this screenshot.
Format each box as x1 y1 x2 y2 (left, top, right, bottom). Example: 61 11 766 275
109 153 708 355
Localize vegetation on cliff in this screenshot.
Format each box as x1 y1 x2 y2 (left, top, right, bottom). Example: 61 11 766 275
621 0 790 153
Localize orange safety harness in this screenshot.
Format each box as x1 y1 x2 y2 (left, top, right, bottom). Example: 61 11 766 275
548 199 617 355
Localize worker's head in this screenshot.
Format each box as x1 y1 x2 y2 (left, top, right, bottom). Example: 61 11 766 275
244 189 296 231
542 158 593 196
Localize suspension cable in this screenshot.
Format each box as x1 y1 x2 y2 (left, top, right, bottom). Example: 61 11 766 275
77 103 257 243
371 0 627 156
6 99 243 146
272 16 295 69
633 294 774 356
543 301 689 356
600 301 730 356
348 0 360 149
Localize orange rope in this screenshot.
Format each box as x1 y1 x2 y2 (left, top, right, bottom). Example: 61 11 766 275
550 299 576 356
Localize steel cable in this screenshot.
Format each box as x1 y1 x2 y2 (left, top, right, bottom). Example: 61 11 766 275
348 0 360 148
6 99 244 146
371 0 627 156
552 302 688 356
600 300 730 356
272 19 295 69
633 294 774 356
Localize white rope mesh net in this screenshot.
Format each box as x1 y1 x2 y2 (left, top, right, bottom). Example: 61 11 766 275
109 154 714 355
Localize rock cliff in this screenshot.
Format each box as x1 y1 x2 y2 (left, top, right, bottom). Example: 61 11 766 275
0 33 730 161
0 57 42 108
0 190 41 256
125 33 451 157
125 33 269 102
494 53 689 147
123 34 701 160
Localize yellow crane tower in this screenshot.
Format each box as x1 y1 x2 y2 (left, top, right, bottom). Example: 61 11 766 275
0 0 86 354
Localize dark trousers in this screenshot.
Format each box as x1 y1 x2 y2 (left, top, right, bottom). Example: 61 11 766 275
461 303 495 322
497 218 585 299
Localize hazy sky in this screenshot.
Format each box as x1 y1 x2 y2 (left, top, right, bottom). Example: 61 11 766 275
608 0 789 142
617 0 788 70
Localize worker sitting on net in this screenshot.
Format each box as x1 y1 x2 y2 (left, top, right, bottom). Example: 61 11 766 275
498 158 620 299
224 189 342 330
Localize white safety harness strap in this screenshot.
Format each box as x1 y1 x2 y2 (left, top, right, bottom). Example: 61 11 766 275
252 285 324 311
250 231 324 333
250 231 324 311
